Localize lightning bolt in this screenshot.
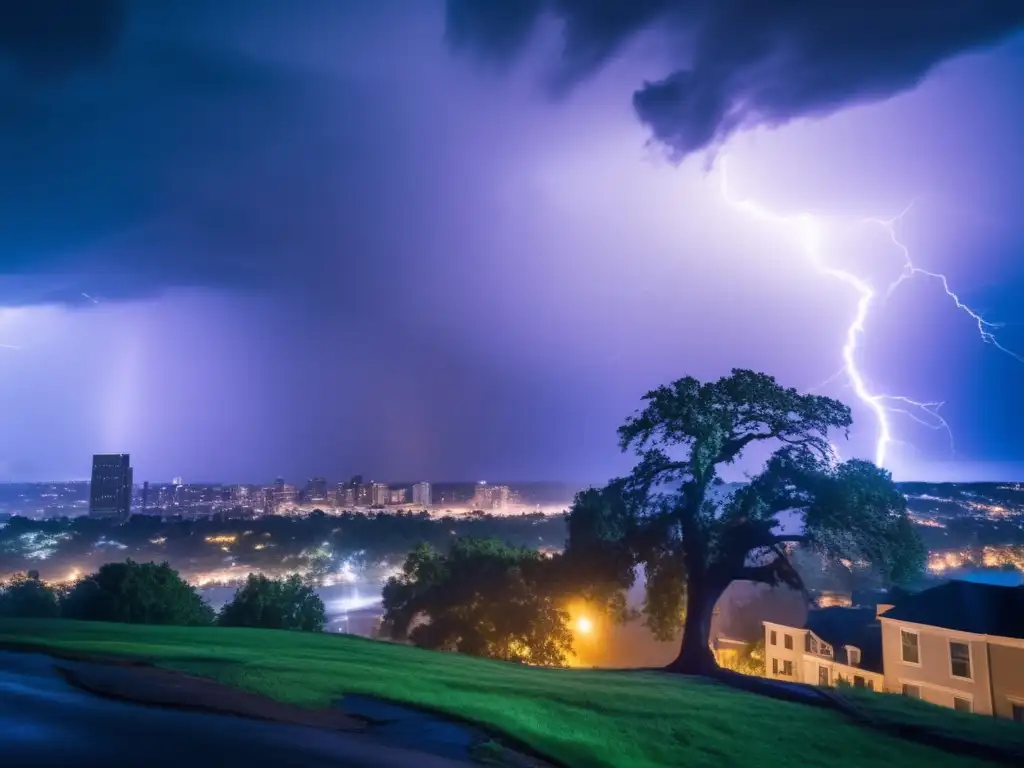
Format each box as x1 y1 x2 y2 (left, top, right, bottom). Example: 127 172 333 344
717 157 1019 469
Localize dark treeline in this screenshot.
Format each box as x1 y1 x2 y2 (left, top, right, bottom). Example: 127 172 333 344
0 510 568 582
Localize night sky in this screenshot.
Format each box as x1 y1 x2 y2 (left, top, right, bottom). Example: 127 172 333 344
2 1 1023 484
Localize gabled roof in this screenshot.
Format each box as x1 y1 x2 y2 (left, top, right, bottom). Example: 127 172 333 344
880 580 1024 639
805 607 883 673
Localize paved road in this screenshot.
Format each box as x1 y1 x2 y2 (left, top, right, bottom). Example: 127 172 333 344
0 651 469 767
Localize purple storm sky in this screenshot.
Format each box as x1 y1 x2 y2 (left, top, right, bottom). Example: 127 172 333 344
2 1 1024 484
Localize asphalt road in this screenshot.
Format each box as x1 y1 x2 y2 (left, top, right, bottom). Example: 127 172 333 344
0 651 469 767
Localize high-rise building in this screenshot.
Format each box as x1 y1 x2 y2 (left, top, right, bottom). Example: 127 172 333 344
172 476 184 487
141 480 150 511
412 482 432 507
89 454 133 522
355 483 372 507
371 482 390 506
470 482 510 511
389 488 407 505
305 477 328 504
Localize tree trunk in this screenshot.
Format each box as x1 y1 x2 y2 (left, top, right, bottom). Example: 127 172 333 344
665 580 725 675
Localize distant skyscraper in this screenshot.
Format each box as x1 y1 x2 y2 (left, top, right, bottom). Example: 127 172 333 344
371 482 390 506
355 483 372 506
470 482 510 511
306 477 328 504
89 454 133 522
141 481 149 510
172 476 184 486
412 482 432 507
389 488 407 505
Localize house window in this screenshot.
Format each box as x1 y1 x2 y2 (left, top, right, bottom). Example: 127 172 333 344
901 630 920 664
782 660 794 676
902 684 921 699
818 666 830 686
853 676 866 689
949 641 972 680
784 634 793 650
848 647 861 667
953 697 972 713
772 658 778 675
1012 703 1024 723
770 630 777 646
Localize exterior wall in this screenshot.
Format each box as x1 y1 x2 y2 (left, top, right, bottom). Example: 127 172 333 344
880 620 994 715
989 642 1024 720
763 622 806 683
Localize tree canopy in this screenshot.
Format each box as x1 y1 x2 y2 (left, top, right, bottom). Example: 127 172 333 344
567 368 925 674
61 559 214 626
218 573 326 631
382 537 574 666
0 572 61 619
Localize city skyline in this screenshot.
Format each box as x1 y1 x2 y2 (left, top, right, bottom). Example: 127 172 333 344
2 3 1024 484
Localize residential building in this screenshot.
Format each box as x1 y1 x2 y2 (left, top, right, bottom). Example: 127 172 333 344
89 454 133 522
389 488 407 505
412 481 432 507
764 581 1024 721
879 580 1024 718
764 606 884 691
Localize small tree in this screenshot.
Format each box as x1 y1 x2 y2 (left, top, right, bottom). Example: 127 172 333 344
62 560 214 626
218 574 326 631
0 572 61 619
382 538 574 666
569 369 924 674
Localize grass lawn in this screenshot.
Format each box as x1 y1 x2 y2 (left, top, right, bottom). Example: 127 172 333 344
837 685 1024 758
0 619 1002 768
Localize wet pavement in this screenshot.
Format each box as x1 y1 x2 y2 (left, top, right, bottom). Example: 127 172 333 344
0 650 470 767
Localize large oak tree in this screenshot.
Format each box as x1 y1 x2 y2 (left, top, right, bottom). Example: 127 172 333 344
568 369 924 674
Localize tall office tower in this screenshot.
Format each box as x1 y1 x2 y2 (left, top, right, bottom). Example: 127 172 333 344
355 483 372 507
89 454 133 523
141 480 149 511
306 477 329 504
343 487 356 507
371 482 390 506
389 488 407 505
172 476 184 487
491 485 510 511
412 482 432 507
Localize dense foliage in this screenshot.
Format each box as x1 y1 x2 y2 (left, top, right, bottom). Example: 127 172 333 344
218 573 326 631
61 560 214 626
382 538 574 666
0 572 61 618
568 369 925 673
0 510 565 583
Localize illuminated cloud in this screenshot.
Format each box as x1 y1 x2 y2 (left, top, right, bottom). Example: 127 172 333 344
446 0 1024 159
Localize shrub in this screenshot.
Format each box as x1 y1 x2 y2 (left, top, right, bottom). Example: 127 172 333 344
218 573 325 631
61 560 214 626
0 572 61 619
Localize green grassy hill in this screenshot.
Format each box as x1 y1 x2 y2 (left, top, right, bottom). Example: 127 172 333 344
0 619 1013 768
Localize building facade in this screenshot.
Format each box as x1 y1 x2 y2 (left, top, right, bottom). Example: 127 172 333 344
763 581 1024 721
89 454 133 522
412 482 432 507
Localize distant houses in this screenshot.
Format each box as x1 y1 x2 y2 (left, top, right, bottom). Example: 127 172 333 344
763 580 1024 720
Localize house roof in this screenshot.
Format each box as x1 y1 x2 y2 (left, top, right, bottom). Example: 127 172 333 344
804 606 883 673
880 580 1024 639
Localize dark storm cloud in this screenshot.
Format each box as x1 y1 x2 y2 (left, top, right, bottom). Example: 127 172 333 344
446 0 1024 159
0 1 441 308
0 0 126 79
